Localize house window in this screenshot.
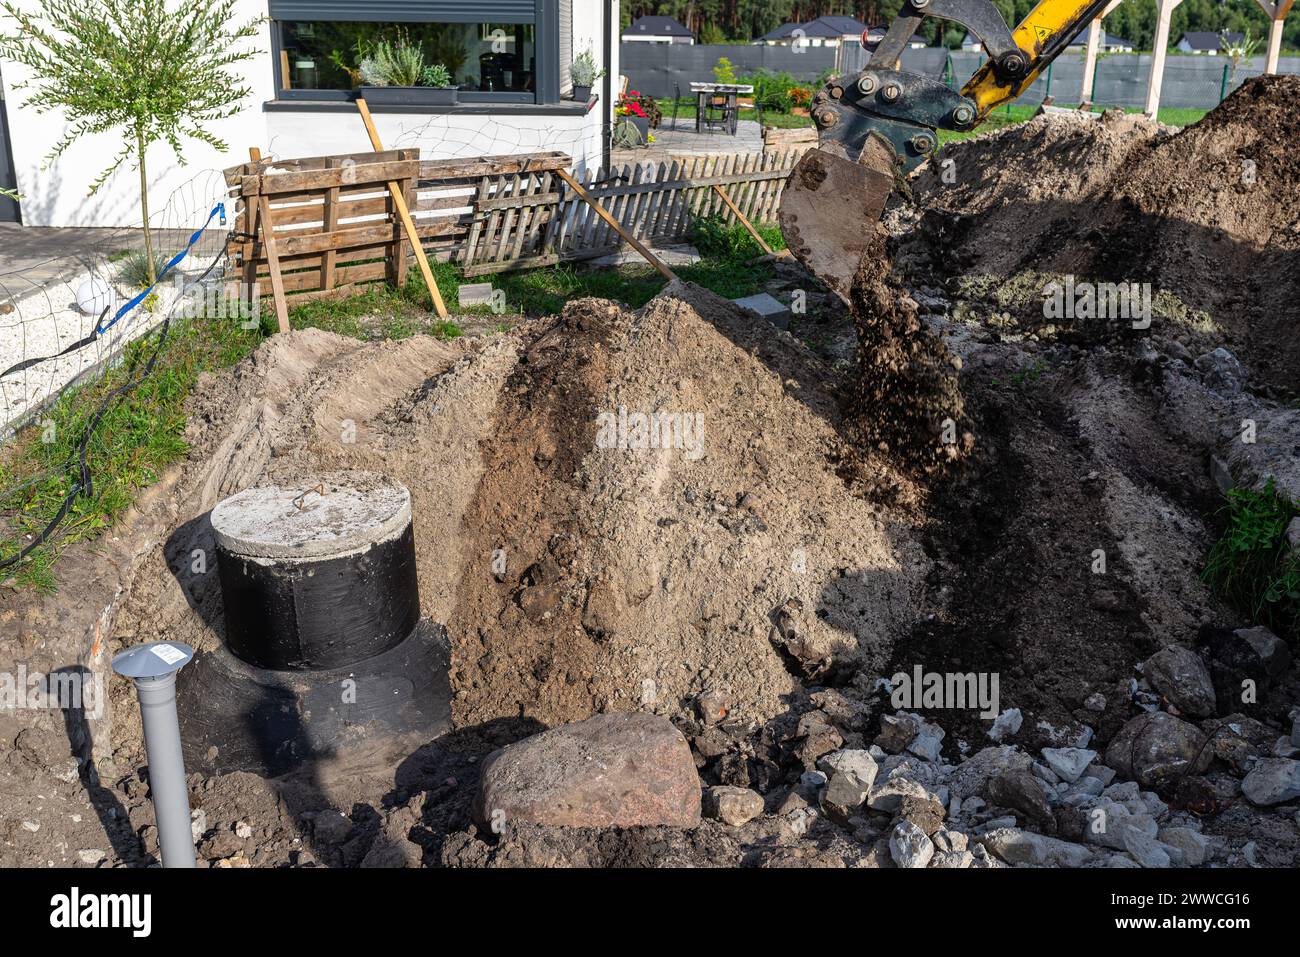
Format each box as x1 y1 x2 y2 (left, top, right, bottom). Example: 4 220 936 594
279 22 536 97
269 1 573 105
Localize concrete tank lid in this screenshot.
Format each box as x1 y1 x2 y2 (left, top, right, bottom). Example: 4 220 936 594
211 471 412 560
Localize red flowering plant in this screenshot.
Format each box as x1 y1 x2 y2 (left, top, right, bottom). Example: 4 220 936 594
616 90 661 127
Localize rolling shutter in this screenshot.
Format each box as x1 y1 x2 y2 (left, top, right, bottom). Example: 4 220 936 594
267 1 536 24
558 0 572 93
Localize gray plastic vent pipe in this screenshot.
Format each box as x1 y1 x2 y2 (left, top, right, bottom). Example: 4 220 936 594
112 642 196 868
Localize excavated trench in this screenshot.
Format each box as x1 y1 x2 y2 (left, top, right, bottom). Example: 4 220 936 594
1 77 1298 867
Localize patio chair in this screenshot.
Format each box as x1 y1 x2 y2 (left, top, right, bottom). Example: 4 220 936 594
702 93 738 136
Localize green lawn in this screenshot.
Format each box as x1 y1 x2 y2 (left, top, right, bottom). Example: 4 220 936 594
0 314 265 590
659 98 814 130
936 100 1208 144
657 92 1207 148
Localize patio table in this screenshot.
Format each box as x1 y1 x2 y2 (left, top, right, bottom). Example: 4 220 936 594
689 82 754 136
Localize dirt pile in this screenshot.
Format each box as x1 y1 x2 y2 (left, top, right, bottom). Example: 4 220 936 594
846 227 973 477
905 75 1300 393
443 282 927 727
111 283 928 748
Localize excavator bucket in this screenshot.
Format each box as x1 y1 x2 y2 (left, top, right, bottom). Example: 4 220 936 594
777 133 900 302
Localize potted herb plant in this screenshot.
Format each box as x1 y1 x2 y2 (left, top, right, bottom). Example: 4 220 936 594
358 37 458 105
419 63 457 105
570 48 604 102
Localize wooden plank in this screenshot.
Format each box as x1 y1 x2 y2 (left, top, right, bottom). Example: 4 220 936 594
355 99 447 318
419 152 570 180
321 159 340 293
637 162 663 242
575 167 604 253
625 162 651 243
593 166 618 250
649 160 676 241
547 172 578 253
601 164 631 250
688 155 713 221
461 175 492 266
574 168 599 252
255 221 401 258
666 156 699 240
630 162 656 243
619 163 645 245
244 158 421 196
769 148 795 225
740 153 762 223
481 173 507 263
477 189 563 212
653 160 680 239
257 260 390 296
718 154 738 219
395 175 414 288
494 173 523 263
241 180 261 307
268 278 383 305
250 147 291 334
555 167 676 281
751 152 769 224
254 187 459 256
571 166 788 202
254 243 394 277
223 148 414 185
754 151 775 225
511 172 544 261
527 171 557 258
261 181 404 206
269 190 466 228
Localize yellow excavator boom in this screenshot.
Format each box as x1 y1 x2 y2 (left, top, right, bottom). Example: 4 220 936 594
963 0 1116 117
777 0 1116 295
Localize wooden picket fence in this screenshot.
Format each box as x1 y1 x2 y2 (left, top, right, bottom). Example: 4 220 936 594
459 148 804 276
226 146 803 302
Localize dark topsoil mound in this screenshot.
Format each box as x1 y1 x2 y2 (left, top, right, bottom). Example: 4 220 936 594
901 75 1300 395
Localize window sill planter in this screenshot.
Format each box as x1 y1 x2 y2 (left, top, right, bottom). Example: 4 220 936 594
359 86 459 106
572 84 592 102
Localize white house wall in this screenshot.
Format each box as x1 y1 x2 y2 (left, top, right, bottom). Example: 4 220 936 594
2 0 613 228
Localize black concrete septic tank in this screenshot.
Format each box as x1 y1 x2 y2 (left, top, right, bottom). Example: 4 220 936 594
177 471 451 777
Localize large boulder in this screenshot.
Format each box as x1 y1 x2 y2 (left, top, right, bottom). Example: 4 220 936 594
473 713 702 829
1142 645 1217 718
1104 712 1212 792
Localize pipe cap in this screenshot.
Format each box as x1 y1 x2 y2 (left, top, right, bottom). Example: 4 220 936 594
112 641 195 679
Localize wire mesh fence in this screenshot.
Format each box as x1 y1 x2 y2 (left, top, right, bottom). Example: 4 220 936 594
0 169 245 577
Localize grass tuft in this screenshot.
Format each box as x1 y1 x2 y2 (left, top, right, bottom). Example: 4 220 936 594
1202 478 1300 642
114 249 171 289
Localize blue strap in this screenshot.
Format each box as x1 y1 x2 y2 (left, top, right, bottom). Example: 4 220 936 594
97 202 226 335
